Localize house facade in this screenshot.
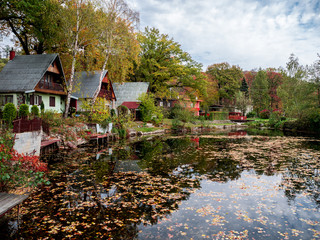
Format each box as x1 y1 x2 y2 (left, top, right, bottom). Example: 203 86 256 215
72 70 116 111
0 53 67 113
156 88 202 116
112 82 149 119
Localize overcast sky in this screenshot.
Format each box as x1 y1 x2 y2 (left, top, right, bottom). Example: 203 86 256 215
129 0 320 71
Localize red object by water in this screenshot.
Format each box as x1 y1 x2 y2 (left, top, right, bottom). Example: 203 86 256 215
228 112 247 121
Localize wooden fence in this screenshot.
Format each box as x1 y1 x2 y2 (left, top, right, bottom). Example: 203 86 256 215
13 118 50 135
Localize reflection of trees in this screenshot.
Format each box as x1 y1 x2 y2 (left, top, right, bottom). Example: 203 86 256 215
281 156 320 207
17 143 201 240
16 135 320 239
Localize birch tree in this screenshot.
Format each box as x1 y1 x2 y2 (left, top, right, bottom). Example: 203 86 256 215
91 0 140 103
62 0 98 117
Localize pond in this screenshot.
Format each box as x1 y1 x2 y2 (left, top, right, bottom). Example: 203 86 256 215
1 130 320 239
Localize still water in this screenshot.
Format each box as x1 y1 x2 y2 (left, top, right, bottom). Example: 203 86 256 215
2 130 320 239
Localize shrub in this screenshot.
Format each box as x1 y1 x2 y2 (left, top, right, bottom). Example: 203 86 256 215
41 110 62 127
40 101 45 113
138 93 163 124
0 131 49 191
259 109 270 119
31 105 40 117
3 103 17 126
117 105 129 117
210 112 229 120
171 105 195 124
19 104 29 118
80 98 110 123
246 111 256 118
110 109 116 117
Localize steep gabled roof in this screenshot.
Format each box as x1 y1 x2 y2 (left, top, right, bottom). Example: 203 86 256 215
112 82 149 107
0 54 64 93
72 71 108 99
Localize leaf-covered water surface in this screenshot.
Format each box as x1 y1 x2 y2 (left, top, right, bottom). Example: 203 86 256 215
2 131 320 239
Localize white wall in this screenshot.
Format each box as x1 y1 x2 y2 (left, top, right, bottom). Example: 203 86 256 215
14 130 42 156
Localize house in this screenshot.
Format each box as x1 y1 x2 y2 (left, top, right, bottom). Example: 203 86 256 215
72 71 116 111
112 82 149 118
156 88 202 116
0 52 67 113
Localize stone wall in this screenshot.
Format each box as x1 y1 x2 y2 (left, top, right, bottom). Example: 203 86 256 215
14 130 42 156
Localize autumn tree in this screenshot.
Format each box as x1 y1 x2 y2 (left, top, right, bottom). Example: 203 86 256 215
202 72 219 108
61 0 99 118
0 0 62 54
91 0 140 103
251 69 270 114
130 27 207 100
206 62 243 106
266 69 282 109
243 71 256 89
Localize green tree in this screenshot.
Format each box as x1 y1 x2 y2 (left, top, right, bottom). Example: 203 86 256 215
31 105 40 117
138 93 163 123
240 78 249 97
130 27 207 100
206 62 243 106
0 0 62 54
308 53 320 107
3 102 17 126
18 104 29 118
278 54 315 118
251 69 270 114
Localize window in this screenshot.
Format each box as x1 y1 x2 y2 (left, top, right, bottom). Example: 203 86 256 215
30 95 42 105
191 103 194 108
50 96 55 107
159 101 163 107
0 95 13 106
168 102 171 107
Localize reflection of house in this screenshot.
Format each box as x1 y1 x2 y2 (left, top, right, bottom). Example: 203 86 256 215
112 82 149 118
72 71 116 111
114 160 143 173
0 52 67 113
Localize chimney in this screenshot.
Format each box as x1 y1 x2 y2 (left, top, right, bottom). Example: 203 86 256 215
9 49 15 60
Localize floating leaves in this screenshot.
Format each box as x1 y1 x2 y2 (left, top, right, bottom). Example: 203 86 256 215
3 134 320 240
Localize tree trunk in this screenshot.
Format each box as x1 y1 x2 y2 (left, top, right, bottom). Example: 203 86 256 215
64 2 80 118
8 21 30 55
92 55 109 104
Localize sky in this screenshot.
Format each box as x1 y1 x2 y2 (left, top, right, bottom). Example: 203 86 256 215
129 0 320 71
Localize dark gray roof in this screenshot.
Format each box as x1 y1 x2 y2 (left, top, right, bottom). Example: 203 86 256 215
72 71 107 99
112 82 149 107
0 54 62 93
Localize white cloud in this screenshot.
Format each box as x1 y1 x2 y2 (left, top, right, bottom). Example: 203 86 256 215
130 0 320 70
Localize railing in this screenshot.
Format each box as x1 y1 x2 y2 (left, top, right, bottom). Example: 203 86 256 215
38 81 64 92
13 118 50 135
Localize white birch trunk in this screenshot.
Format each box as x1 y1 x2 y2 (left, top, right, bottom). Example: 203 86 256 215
92 54 109 104
64 1 81 118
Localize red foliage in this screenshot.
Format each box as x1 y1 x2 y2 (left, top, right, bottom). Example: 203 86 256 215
243 71 256 89
0 144 48 173
266 70 283 109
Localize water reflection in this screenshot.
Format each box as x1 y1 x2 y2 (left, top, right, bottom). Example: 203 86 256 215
2 131 320 239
